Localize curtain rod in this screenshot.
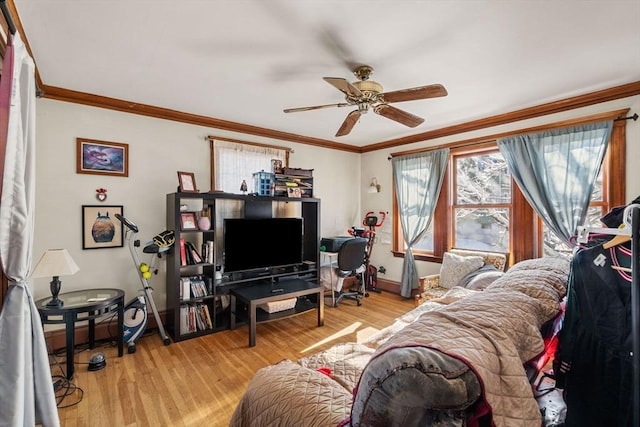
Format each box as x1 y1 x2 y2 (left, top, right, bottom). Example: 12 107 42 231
0 0 16 35
206 135 293 153
615 113 639 122
388 110 636 160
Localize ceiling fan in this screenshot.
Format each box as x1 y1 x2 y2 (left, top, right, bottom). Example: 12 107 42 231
283 65 447 137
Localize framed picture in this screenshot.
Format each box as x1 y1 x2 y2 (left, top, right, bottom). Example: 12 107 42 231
177 171 198 193
82 205 124 249
77 138 129 177
180 212 198 230
287 187 302 198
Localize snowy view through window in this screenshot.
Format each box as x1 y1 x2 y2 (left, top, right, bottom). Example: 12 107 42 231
411 150 603 258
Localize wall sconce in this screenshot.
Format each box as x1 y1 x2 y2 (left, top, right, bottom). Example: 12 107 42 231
368 177 381 194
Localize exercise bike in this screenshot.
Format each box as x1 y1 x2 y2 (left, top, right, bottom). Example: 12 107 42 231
115 214 172 353
348 211 386 295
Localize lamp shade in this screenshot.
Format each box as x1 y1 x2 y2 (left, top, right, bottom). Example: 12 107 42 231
32 249 80 278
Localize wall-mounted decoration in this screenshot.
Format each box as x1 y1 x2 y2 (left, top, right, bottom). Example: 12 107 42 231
82 205 124 249
96 187 107 201
77 138 129 177
177 171 198 193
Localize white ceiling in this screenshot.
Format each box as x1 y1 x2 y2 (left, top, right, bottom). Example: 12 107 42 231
11 0 640 148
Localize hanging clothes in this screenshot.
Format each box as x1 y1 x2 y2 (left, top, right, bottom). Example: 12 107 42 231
555 243 633 426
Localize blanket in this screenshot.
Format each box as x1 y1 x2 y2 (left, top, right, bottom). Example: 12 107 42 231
350 257 569 427
230 257 569 427
229 359 353 427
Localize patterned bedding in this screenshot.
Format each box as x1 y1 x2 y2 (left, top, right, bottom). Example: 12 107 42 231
230 257 570 427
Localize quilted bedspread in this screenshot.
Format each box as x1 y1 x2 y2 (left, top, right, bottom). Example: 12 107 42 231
352 258 569 427
229 258 569 427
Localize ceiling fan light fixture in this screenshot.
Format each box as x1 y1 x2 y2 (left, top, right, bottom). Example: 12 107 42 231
352 80 383 94
357 103 369 114
283 64 447 137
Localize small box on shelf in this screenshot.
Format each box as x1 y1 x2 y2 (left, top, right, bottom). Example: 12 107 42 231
253 170 274 196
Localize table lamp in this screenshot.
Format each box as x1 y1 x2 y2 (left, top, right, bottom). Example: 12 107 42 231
32 249 80 307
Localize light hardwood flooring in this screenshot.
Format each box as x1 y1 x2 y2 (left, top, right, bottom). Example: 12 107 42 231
50 291 414 427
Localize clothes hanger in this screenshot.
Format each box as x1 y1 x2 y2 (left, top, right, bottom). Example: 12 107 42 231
603 226 631 249
602 204 639 249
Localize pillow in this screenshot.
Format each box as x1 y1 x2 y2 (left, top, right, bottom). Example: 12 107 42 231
439 252 484 289
459 264 504 290
466 270 504 290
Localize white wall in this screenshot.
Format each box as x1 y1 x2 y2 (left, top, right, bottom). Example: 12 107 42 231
31 95 640 306
32 99 361 309
360 95 640 283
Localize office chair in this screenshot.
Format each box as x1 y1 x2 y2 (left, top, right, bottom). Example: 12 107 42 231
331 237 368 307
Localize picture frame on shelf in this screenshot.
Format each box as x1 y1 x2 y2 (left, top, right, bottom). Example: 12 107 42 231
287 187 302 198
82 205 124 249
180 212 198 230
77 138 129 177
271 159 283 174
177 171 198 193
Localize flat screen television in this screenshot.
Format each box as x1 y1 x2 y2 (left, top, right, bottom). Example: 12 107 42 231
223 217 304 274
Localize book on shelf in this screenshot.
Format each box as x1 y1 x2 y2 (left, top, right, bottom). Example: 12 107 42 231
199 303 213 329
201 240 214 265
185 241 203 264
180 277 191 300
181 275 210 300
179 238 187 266
189 276 207 298
189 306 196 332
180 305 193 334
194 304 206 330
180 303 212 333
206 240 214 264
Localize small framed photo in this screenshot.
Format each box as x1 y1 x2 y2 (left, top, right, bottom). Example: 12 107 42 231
287 187 302 198
271 159 283 174
177 171 198 193
82 205 124 249
180 212 198 230
77 138 129 177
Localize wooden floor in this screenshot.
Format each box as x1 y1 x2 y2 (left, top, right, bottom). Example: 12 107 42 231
51 291 414 427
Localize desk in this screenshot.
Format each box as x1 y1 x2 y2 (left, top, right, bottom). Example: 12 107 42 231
230 278 323 347
36 288 124 380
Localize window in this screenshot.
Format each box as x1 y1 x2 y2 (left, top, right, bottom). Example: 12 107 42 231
452 148 511 252
210 139 288 193
393 114 626 264
542 149 609 257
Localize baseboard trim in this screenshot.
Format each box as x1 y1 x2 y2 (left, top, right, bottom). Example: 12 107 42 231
42 310 166 352
375 278 422 298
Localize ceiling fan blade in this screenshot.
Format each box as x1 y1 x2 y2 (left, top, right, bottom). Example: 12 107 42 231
323 77 363 98
382 84 448 103
374 104 425 128
283 103 350 113
335 110 361 137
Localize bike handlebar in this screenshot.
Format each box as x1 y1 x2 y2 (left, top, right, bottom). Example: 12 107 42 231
115 213 139 233
364 211 386 228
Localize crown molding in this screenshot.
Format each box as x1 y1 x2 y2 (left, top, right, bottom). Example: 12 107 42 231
39 81 640 154
364 81 640 152
39 84 361 153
